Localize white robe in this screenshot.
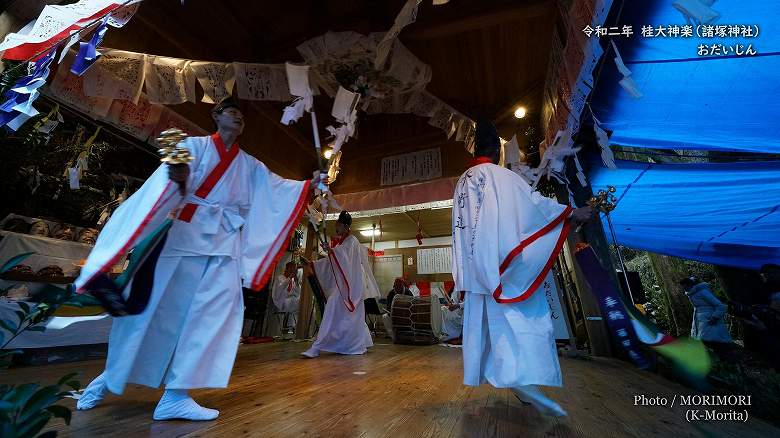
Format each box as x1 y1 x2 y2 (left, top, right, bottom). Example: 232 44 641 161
272 273 301 314
441 290 464 341
452 162 572 388
311 234 380 354
75 133 309 394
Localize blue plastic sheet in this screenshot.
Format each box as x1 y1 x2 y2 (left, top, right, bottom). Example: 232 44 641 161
588 159 780 269
590 0 780 153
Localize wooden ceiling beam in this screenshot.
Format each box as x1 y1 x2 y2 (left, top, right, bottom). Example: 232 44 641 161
113 12 320 169
247 101 318 160
341 131 448 162
404 0 554 41
492 78 545 125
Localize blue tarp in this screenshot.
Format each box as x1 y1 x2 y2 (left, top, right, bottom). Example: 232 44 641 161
588 160 780 269
590 0 780 153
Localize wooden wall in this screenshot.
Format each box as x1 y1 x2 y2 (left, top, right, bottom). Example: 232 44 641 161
377 245 453 284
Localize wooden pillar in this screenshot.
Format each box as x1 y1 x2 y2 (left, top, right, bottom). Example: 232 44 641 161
648 253 693 337
294 223 317 340
552 152 614 357
564 228 613 357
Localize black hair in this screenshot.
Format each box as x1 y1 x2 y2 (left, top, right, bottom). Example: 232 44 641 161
337 210 352 227
474 117 500 158
212 96 240 114
678 276 698 289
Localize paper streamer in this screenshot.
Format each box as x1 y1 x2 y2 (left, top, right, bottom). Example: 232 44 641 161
144 57 196 104
593 113 617 169
610 41 643 99
0 48 57 130
82 49 146 104
375 0 422 70
70 16 109 77
189 61 234 104
281 63 313 125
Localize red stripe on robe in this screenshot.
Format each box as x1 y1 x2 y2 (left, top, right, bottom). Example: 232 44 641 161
178 133 239 222
249 180 310 291
492 206 573 304
444 281 455 295
78 182 177 292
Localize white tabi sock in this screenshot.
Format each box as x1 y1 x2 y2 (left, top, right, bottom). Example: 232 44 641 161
76 372 108 410
301 347 320 358
511 385 567 417
153 389 219 421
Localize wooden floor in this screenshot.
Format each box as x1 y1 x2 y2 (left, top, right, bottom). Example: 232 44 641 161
2 340 778 438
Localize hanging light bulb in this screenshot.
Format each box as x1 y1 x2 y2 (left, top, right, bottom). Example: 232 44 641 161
323 147 333 159
514 106 527 119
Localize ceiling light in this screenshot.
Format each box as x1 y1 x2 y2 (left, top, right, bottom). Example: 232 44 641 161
514 106 527 119
359 229 381 237
323 148 333 159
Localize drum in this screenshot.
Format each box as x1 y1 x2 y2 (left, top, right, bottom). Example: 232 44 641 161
390 295 438 345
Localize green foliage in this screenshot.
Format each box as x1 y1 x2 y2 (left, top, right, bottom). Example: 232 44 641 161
0 61 27 97
625 252 675 332
0 118 117 227
709 351 780 426
0 286 83 352
0 285 83 437
619 247 726 334
0 378 79 438
0 253 34 275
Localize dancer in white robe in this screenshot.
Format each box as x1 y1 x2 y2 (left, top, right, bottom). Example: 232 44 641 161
271 261 302 331
441 289 465 342
75 97 319 421
302 211 380 357
452 119 593 417
272 261 302 313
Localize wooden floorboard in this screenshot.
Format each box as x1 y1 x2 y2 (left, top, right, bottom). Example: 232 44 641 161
1 340 777 438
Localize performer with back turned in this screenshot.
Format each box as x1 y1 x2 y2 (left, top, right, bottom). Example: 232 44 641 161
451 118 594 417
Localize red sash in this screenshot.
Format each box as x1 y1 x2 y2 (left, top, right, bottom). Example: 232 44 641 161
322 233 355 312
178 133 240 222
493 206 573 303
330 234 347 248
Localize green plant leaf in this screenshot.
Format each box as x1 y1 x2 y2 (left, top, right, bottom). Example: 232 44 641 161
3 383 38 405
37 431 58 438
15 310 27 324
0 252 34 275
27 326 46 332
57 373 78 387
1 422 16 438
0 400 13 411
19 386 59 423
17 301 30 313
64 380 80 391
15 410 51 438
46 405 71 425
0 319 16 333
0 350 22 357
